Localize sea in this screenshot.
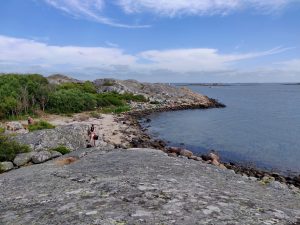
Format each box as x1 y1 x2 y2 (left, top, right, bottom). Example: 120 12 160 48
144 83 300 175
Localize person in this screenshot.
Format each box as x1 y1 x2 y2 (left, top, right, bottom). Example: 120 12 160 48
88 124 96 147
90 124 95 132
27 117 33 125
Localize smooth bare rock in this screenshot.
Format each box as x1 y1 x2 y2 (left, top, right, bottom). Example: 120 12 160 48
0 162 14 172
13 152 33 166
32 151 52 164
0 148 299 225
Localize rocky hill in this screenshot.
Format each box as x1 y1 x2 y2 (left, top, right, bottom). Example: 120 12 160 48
47 74 81 85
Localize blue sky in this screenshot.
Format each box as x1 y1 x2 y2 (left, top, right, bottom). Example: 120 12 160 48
0 0 300 82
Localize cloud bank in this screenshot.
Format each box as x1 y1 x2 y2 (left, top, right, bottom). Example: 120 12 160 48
0 35 298 82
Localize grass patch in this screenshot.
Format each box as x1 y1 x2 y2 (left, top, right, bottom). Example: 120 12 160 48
0 127 5 134
0 134 31 162
28 120 55 132
90 111 102 119
50 145 71 155
100 105 131 114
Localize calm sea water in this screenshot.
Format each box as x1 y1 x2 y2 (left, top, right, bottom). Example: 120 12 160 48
145 84 300 174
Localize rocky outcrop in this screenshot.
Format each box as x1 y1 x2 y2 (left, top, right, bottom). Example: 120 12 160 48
47 74 81 85
14 124 91 151
94 78 223 109
0 148 299 225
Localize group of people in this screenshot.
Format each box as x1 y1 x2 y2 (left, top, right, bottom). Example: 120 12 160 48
87 124 98 148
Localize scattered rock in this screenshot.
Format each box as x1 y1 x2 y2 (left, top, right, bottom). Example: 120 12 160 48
32 151 52 164
13 152 33 166
0 162 14 172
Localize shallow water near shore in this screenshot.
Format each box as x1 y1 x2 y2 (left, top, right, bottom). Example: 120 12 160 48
145 84 300 175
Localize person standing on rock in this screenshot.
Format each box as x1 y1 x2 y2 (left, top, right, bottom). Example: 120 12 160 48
88 124 97 147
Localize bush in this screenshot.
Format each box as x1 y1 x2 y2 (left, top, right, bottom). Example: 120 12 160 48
28 120 55 132
50 146 71 155
0 134 31 162
122 93 147 102
48 89 97 113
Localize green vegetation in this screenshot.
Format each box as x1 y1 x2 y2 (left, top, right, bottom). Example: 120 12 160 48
50 145 71 155
0 127 5 134
0 74 148 119
0 134 31 162
0 74 52 119
28 120 55 132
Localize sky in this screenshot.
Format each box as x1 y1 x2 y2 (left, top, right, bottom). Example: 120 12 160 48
0 0 300 83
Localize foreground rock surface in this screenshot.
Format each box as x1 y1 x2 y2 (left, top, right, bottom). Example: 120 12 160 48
0 148 299 225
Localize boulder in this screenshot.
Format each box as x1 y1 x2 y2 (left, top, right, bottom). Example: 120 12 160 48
167 147 181 154
13 152 33 166
50 151 63 159
179 149 193 158
14 124 90 152
0 162 14 172
6 121 23 131
32 151 52 164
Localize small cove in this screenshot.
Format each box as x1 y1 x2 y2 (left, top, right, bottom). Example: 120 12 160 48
144 84 300 175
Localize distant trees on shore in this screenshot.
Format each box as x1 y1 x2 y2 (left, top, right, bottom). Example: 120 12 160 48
0 74 147 119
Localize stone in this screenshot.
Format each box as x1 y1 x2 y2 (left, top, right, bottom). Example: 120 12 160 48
13 152 33 166
179 149 193 158
32 151 52 164
6 122 23 131
50 151 63 159
0 162 14 172
168 152 177 157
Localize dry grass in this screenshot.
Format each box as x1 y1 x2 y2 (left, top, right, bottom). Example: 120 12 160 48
55 157 78 166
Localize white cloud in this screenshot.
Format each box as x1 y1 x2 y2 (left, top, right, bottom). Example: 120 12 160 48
0 35 136 69
138 47 291 72
43 0 297 27
0 35 295 81
118 0 296 16
44 0 149 28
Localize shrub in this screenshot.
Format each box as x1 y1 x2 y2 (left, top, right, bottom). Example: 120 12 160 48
47 89 97 113
0 134 31 162
28 120 55 132
122 93 147 102
50 145 71 155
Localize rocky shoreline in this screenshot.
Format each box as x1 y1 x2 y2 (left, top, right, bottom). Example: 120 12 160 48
123 102 300 190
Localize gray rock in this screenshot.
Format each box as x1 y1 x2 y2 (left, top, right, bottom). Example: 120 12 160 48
0 162 14 172
13 152 33 166
50 151 62 159
0 148 299 225
32 151 52 164
14 124 90 152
